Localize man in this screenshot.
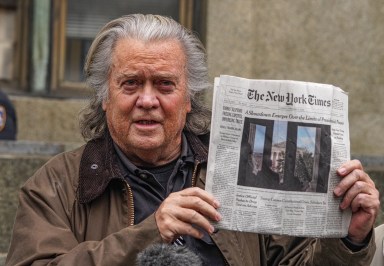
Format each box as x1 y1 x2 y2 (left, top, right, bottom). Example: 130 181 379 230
6 14 379 265
0 90 17 140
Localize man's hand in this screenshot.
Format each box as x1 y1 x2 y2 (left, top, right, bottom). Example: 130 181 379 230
155 187 222 243
334 160 380 243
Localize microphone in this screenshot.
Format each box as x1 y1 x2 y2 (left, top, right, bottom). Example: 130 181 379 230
136 243 202 266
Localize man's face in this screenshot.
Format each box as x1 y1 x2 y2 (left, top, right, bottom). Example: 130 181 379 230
103 38 191 166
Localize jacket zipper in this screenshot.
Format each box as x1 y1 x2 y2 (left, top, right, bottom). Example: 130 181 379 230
124 181 135 226
191 159 200 187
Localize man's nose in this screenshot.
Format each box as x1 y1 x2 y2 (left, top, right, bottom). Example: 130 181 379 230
136 83 160 109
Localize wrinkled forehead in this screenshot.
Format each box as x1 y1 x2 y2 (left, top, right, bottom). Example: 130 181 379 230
113 37 186 59
110 38 187 77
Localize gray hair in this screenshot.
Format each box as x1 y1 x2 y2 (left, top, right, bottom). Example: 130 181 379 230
79 14 211 140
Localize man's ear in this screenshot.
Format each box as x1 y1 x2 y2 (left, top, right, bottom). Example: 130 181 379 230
102 100 107 111
186 98 192 113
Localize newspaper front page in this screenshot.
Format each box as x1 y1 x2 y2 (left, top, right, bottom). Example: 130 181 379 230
205 75 351 238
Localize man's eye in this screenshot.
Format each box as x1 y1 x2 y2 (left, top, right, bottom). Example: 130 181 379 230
157 80 175 91
122 80 140 91
160 80 172 86
124 80 139 86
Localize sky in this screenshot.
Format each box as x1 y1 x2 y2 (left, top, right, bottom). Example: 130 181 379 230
254 125 266 153
296 126 316 153
252 121 316 154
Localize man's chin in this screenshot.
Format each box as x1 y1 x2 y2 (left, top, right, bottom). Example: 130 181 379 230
131 138 163 151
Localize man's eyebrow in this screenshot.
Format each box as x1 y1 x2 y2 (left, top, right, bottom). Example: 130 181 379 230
113 72 181 82
114 72 139 82
153 73 180 81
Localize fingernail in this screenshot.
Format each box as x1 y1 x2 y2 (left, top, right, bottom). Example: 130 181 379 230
213 200 220 208
209 225 215 234
216 213 222 221
334 187 341 196
338 167 346 175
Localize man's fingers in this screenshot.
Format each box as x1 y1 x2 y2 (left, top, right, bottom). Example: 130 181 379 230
348 188 380 213
347 192 380 243
155 187 222 242
337 159 363 176
179 187 221 208
334 168 375 197
178 196 222 221
167 188 222 221
158 195 220 232
336 160 381 242
337 159 375 187
158 218 204 243
339 180 375 209
177 208 216 233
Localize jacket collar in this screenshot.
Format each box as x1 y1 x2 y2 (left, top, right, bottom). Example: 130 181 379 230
78 130 209 204
78 132 123 203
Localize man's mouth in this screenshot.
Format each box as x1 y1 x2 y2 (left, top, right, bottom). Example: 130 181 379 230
137 120 158 125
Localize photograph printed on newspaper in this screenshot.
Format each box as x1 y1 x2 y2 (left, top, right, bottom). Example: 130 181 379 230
205 75 352 238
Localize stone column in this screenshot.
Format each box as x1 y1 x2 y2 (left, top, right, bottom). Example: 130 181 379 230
31 0 51 93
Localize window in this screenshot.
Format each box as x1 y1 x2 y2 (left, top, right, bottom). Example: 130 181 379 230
51 0 206 95
9 0 205 95
0 1 17 87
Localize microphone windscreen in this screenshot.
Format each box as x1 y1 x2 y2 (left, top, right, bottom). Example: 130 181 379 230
136 243 202 266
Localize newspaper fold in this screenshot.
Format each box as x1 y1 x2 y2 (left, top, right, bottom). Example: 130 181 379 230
206 75 351 238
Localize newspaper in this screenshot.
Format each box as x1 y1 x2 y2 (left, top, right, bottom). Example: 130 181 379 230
205 75 351 238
